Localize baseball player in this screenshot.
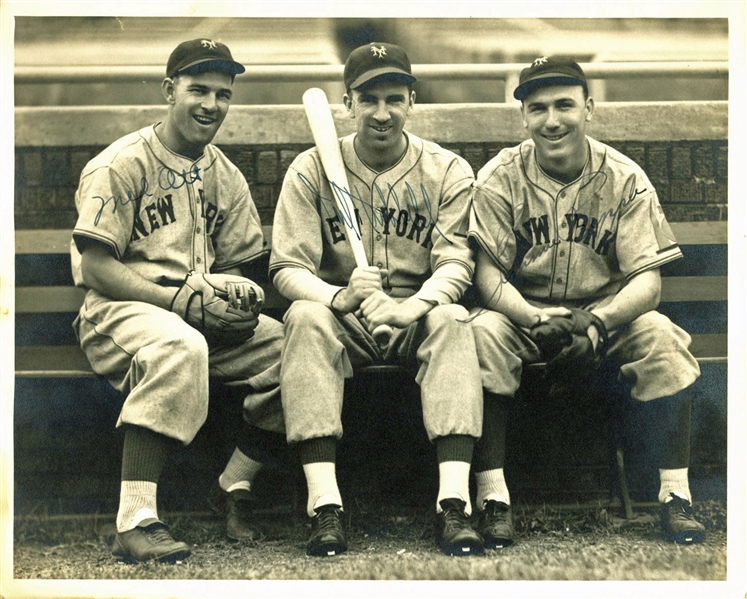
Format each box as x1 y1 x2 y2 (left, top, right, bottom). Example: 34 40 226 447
467 56 705 546
70 39 285 563
270 42 484 557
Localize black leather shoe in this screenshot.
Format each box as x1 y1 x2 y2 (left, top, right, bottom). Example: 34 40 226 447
306 504 347 557
435 498 484 556
477 500 515 549
111 519 191 563
660 493 706 544
208 484 263 541
226 488 263 541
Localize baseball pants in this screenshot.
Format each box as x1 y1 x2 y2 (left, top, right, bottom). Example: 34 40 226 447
469 305 700 401
74 292 284 444
280 300 483 444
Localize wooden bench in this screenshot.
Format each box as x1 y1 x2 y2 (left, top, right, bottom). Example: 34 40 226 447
14 221 727 378
13 221 727 514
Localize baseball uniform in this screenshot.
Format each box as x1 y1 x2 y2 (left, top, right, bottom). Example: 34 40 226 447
71 124 284 443
270 131 482 444
468 136 701 401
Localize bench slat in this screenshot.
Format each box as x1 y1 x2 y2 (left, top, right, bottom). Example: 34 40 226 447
15 275 727 314
660 276 727 302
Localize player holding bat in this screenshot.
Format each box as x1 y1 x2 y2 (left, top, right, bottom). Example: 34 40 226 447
270 42 485 557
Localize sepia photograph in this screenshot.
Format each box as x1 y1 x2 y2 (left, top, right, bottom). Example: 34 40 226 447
1 1 744 598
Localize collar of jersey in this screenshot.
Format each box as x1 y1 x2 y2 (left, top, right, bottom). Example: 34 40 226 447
340 131 423 187
145 122 215 171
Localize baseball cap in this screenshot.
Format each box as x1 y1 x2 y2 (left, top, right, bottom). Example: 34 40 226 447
513 56 587 101
343 42 417 90
166 38 245 78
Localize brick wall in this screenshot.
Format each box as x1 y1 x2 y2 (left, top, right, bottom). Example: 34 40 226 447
14 102 729 229
14 139 729 230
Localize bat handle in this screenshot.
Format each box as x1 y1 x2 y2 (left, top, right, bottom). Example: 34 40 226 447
371 324 394 349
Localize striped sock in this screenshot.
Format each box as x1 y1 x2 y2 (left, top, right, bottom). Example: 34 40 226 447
219 447 263 493
659 468 691 503
116 480 158 532
475 468 510 509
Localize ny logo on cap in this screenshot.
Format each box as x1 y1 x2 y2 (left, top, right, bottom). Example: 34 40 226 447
201 39 217 49
533 57 549 67
371 45 387 58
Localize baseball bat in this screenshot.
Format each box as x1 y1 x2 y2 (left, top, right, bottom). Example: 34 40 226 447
302 87 393 348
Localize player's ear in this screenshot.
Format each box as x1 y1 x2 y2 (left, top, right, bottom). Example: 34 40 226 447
343 92 355 118
162 77 177 105
521 103 528 128
585 96 595 122
406 90 416 116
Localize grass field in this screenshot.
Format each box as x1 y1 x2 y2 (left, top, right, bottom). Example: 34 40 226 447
11 499 727 582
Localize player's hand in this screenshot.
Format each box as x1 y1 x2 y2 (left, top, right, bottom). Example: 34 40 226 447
360 294 432 330
531 306 572 326
332 267 386 313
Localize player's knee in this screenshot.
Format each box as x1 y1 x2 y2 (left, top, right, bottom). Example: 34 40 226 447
470 310 514 344
166 327 209 364
423 303 469 329
284 300 337 332
630 311 690 347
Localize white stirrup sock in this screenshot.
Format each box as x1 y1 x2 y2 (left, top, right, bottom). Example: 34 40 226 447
303 462 343 517
436 461 472 515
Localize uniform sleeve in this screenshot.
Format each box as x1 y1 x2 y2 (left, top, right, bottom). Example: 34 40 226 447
468 165 518 275
269 154 328 277
411 157 476 305
615 169 683 279
212 168 268 271
72 166 140 259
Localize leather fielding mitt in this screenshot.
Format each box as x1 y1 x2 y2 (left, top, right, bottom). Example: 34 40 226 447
529 308 609 384
171 271 264 345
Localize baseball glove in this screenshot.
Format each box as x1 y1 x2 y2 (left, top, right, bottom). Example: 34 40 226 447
529 308 609 384
171 271 264 345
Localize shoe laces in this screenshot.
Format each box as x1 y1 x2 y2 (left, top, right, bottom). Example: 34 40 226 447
315 505 343 533
666 493 695 519
143 523 175 544
483 500 509 516
441 500 470 530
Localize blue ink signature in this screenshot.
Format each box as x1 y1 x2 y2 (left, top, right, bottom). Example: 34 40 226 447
466 170 648 322
93 165 202 226
297 172 451 244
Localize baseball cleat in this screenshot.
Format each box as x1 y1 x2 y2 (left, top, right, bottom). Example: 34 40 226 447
306 504 347 557
111 519 191 564
660 493 706 544
208 483 263 541
435 498 485 556
477 500 515 549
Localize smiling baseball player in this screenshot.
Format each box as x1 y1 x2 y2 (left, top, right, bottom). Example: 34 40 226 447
71 39 285 563
467 56 705 547
270 42 484 557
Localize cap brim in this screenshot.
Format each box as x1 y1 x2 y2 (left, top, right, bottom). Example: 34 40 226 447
350 67 417 90
514 76 586 100
171 58 246 77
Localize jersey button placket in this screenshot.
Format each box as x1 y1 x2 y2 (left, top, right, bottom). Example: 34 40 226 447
190 176 207 273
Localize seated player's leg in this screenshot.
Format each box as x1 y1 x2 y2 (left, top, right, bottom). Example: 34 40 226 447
606 310 705 543
280 300 379 556
76 298 210 562
408 304 484 555
469 308 540 548
208 313 287 541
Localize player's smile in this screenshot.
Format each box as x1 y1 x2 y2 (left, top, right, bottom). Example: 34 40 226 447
345 81 415 171
160 71 233 160
522 85 593 181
